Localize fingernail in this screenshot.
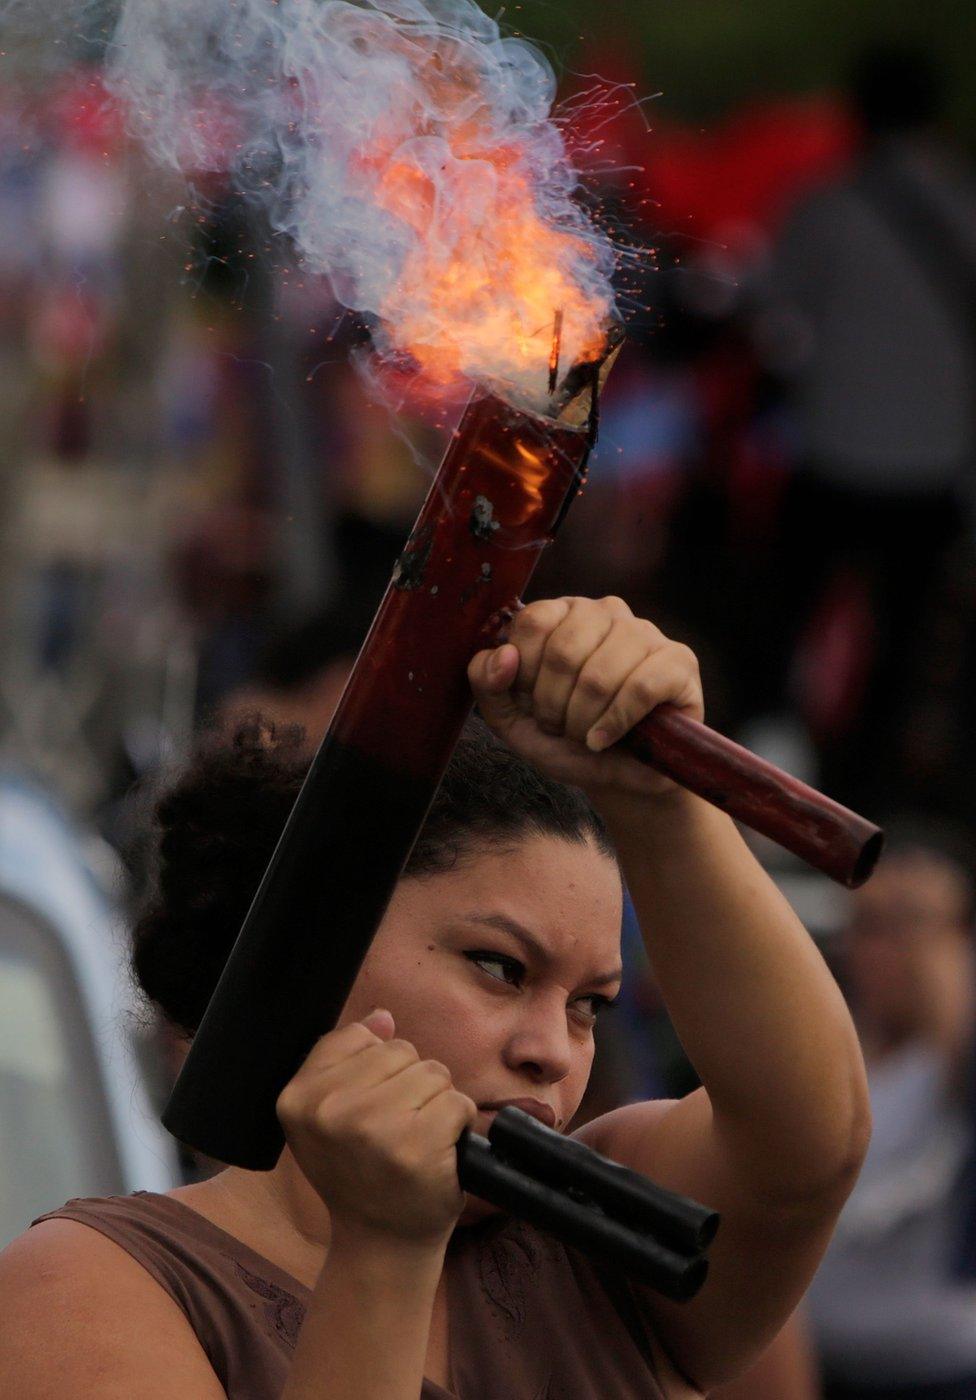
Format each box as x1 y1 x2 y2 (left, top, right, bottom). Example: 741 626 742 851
587 729 610 752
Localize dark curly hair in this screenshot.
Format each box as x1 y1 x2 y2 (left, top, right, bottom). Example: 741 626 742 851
132 716 616 1038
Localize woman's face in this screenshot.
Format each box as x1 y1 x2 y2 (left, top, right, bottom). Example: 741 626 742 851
339 832 624 1149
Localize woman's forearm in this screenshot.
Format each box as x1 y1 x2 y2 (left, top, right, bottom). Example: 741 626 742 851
281 1227 444 1400
597 786 870 1200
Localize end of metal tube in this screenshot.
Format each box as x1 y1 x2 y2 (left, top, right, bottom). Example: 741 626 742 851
849 829 886 889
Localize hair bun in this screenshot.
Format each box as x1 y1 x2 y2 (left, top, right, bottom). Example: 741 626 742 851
132 718 308 1036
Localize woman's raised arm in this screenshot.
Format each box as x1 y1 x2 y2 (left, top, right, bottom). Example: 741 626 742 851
469 595 871 1392
582 789 869 1389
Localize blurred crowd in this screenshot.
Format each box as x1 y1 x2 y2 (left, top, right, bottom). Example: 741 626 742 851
2 36 976 1400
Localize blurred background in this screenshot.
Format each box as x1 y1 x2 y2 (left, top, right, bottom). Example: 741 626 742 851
2 3 976 1397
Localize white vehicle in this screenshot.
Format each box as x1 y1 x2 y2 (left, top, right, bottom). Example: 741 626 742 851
0 776 180 1247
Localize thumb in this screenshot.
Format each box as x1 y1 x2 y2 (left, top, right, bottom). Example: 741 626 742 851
361 1008 396 1040
468 645 522 731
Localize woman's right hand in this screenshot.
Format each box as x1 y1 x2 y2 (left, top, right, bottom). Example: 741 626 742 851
276 1010 477 1247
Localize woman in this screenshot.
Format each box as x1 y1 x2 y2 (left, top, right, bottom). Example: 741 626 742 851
0 596 871 1397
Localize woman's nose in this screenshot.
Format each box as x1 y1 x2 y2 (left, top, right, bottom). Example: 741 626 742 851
502 1001 575 1084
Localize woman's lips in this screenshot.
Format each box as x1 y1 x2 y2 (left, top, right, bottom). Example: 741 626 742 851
478 1098 558 1130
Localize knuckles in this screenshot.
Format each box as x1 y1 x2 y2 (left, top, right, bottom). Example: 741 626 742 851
275 1083 300 1124
274 1036 474 1238
673 641 702 677
599 595 631 617
278 1053 456 1142
450 1090 478 1124
630 672 663 708
576 669 612 701
310 1098 347 1138
386 1038 421 1066
542 640 583 676
515 599 568 637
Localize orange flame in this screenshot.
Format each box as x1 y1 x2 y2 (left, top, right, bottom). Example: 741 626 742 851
107 0 617 413
356 46 613 408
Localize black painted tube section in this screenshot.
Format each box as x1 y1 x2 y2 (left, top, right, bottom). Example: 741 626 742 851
162 737 436 1168
487 1108 719 1254
457 1132 708 1303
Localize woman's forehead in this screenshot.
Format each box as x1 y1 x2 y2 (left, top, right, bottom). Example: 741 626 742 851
455 831 617 895
406 833 623 954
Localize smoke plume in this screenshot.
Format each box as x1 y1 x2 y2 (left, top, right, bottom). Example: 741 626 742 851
103 0 617 412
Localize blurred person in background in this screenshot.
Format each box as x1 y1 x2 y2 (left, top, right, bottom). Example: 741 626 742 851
757 44 976 817
215 599 370 748
807 830 976 1399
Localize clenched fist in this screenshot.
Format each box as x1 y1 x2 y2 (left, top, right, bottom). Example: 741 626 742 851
276 1010 478 1246
469 595 703 801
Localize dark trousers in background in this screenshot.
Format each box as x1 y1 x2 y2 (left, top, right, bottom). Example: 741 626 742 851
824 1377 976 1400
761 472 962 815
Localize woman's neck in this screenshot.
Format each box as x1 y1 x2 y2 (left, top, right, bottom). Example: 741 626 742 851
255 1148 335 1249
183 1148 335 1286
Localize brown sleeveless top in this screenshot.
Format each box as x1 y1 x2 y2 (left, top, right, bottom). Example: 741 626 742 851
32 1192 668 1398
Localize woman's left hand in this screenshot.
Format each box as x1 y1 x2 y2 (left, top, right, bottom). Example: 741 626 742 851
468 596 704 802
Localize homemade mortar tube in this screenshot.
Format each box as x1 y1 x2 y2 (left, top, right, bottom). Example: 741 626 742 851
165 387 605 1170
457 1131 710 1303
486 1107 719 1255
165 359 882 1172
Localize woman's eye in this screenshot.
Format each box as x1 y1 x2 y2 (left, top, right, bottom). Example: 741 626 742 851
467 952 526 985
462 952 616 1019
574 994 619 1022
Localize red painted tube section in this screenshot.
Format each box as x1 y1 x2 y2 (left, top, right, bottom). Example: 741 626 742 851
329 393 592 777
623 707 884 888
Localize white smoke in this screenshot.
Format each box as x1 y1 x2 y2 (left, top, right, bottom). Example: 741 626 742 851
102 0 617 411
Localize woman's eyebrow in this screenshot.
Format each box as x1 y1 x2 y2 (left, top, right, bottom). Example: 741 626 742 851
459 911 623 986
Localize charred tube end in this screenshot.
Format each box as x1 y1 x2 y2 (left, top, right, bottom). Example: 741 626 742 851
849 828 886 890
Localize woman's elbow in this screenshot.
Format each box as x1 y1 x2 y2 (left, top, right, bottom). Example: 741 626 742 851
768 1062 873 1211
804 1068 873 1207
838 1078 873 1190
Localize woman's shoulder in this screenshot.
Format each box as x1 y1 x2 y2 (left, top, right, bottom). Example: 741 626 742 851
27 1190 224 1299
0 1214 225 1399
4 1207 186 1300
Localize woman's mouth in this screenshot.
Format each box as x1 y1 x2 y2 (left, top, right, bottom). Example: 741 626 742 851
477 1098 558 1130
